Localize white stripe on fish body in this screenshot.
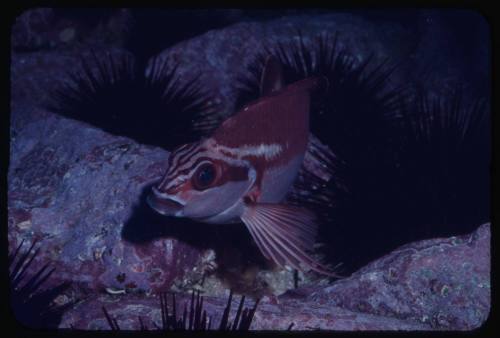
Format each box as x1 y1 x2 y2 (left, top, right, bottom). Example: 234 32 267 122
160 175 188 192
167 143 189 173
158 143 201 190
205 138 283 161
166 143 201 177
163 138 283 187
173 148 250 172
168 139 254 173
170 142 197 169
159 140 254 192
157 136 285 194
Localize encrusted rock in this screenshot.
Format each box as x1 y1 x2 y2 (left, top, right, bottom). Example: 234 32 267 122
59 223 490 330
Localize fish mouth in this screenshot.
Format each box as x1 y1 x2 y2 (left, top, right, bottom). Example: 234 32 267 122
147 188 183 216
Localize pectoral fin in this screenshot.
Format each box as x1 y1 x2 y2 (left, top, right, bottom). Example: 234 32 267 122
241 203 341 277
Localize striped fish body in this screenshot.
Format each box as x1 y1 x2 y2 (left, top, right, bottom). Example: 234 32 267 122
147 57 338 276
149 77 317 222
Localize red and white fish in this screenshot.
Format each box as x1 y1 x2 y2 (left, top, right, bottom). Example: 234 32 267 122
147 57 338 276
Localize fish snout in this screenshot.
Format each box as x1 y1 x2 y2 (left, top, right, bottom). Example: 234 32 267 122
147 187 184 216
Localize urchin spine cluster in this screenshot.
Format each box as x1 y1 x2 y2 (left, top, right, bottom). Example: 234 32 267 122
101 290 260 331
48 49 222 150
234 30 489 272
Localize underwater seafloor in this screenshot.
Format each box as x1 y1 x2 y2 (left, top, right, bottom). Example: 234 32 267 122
8 9 490 330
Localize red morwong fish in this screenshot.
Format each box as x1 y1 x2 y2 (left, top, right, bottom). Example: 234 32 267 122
147 57 337 276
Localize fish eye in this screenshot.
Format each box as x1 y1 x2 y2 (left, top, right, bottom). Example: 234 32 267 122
192 162 216 190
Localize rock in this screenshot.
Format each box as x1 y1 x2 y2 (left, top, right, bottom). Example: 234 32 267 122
59 223 489 330
8 110 207 295
301 223 491 330
11 8 56 51
11 8 131 52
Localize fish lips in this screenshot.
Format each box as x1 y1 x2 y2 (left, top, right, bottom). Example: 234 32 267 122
147 189 184 216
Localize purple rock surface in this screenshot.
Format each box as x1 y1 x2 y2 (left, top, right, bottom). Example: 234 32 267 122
9 9 490 331
8 110 205 294
58 223 489 330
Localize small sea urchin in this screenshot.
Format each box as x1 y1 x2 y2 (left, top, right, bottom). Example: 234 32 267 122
101 290 259 331
9 239 72 329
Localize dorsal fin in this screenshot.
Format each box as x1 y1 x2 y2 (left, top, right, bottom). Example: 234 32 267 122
260 56 284 96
